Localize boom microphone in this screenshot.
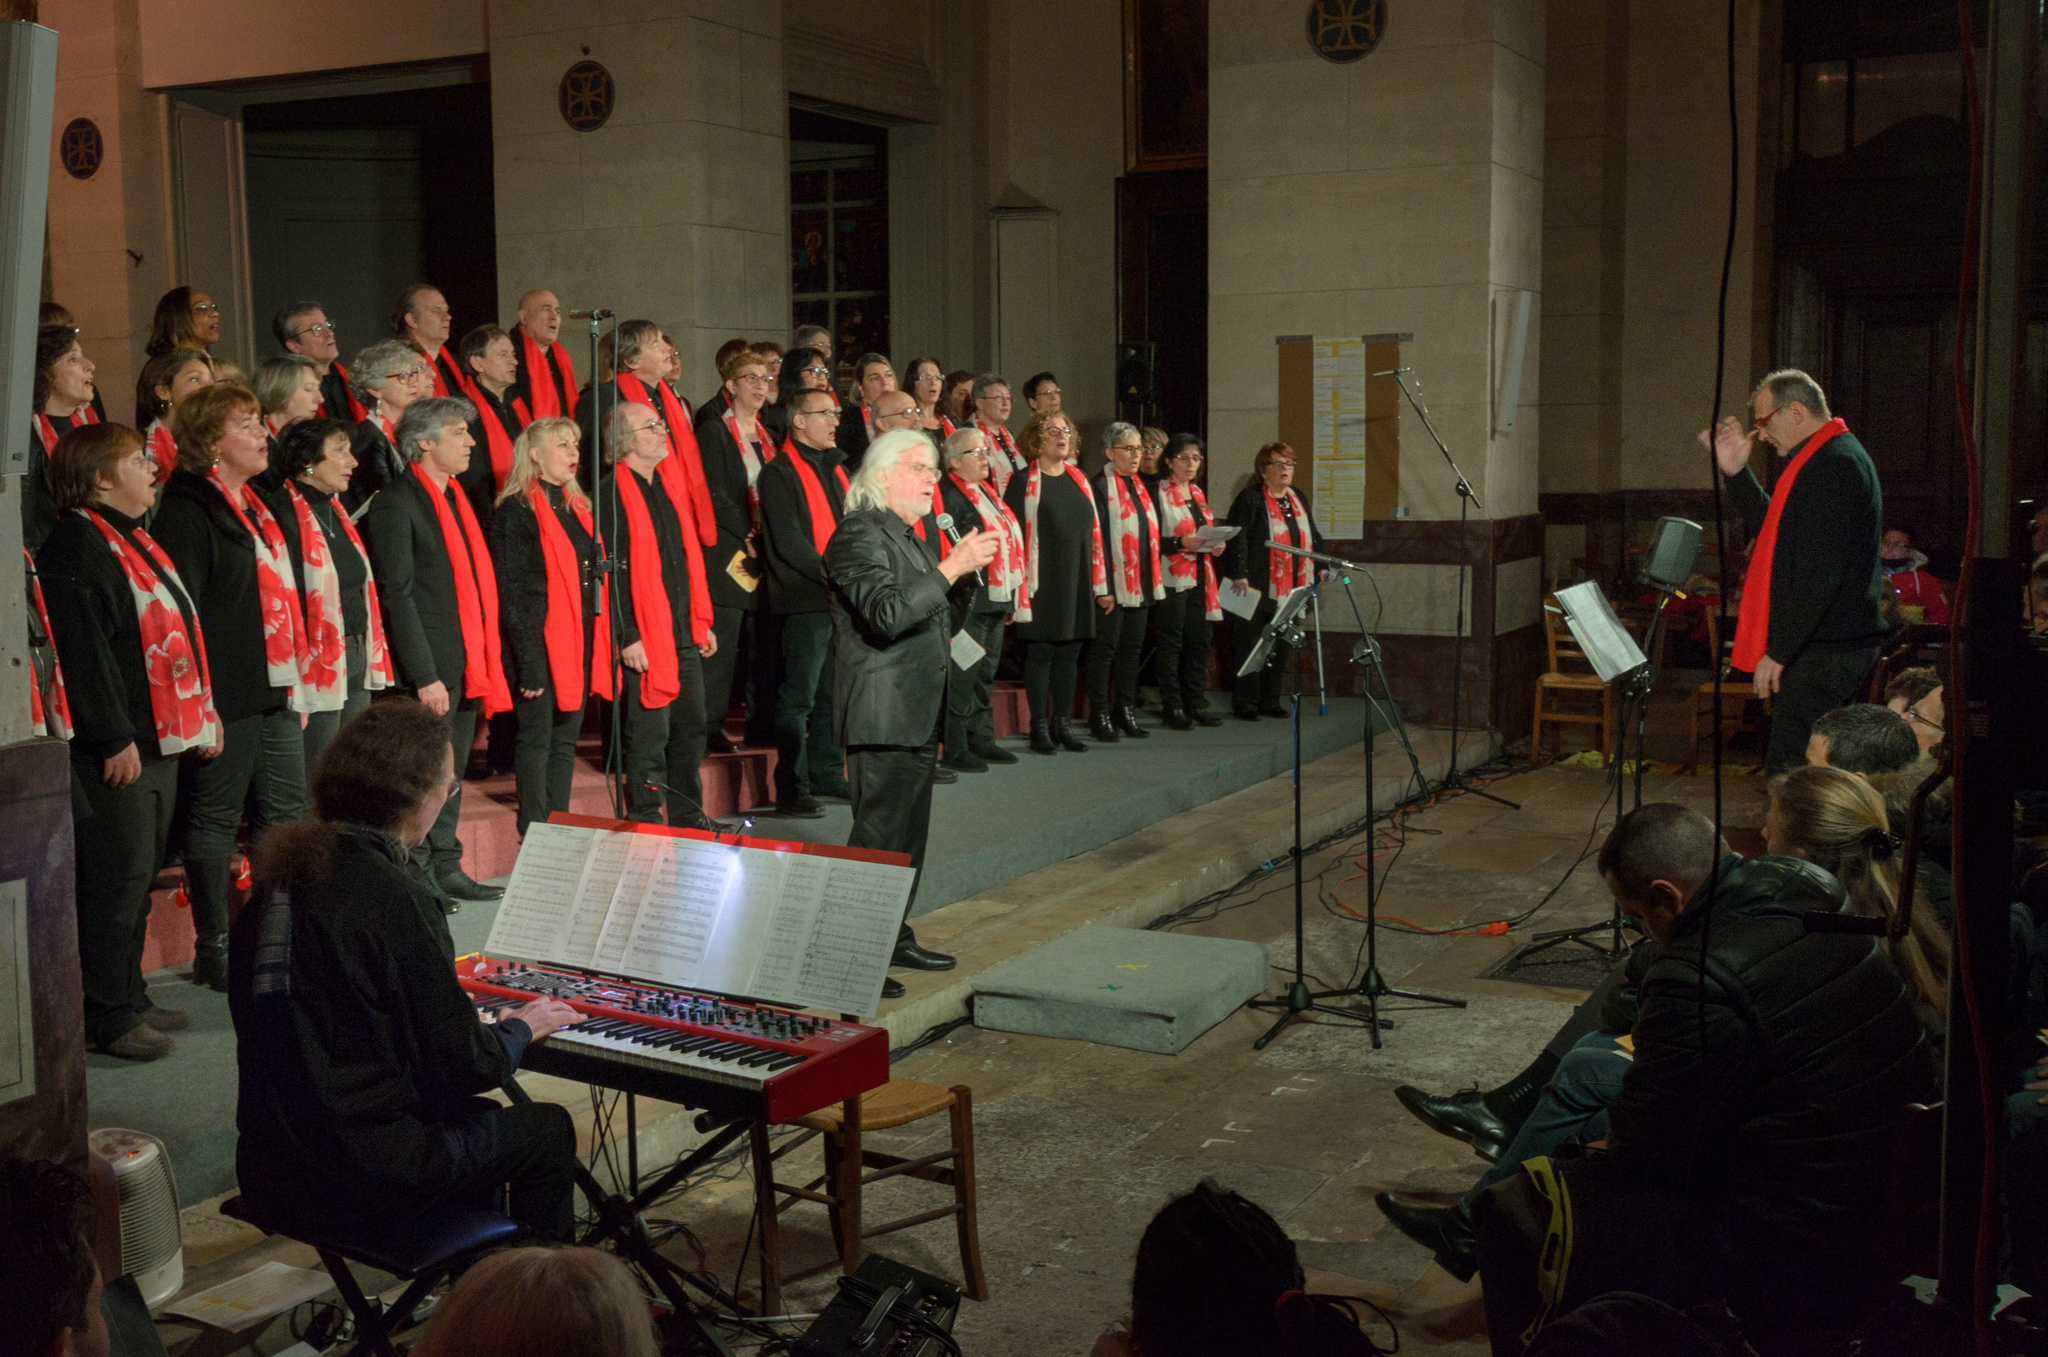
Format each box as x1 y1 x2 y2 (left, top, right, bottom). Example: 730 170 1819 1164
1370 367 1412 378
566 308 615 319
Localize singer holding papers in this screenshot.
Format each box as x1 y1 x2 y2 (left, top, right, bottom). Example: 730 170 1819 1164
936 426 1024 773
1225 442 1328 721
1152 433 1225 730
825 429 999 998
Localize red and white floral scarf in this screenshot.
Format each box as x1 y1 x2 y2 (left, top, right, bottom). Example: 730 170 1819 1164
1099 470 1165 608
208 470 309 707
975 418 1023 496
1262 486 1313 601
24 550 72 739
283 482 394 710
1020 462 1106 611
141 421 176 484
726 410 775 520
945 473 1026 613
78 507 220 753
34 403 99 460
1157 480 1222 621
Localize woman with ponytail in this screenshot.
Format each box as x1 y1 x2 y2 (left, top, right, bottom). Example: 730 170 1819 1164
1092 1180 1391 1357
1767 763 1949 1019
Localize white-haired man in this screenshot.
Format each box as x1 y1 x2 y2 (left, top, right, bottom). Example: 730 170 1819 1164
824 428 998 997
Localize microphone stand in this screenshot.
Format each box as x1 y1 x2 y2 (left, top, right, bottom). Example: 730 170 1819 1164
644 778 752 845
584 311 628 819
1377 368 1519 812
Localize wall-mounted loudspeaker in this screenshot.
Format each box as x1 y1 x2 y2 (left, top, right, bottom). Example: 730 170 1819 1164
1116 343 1156 406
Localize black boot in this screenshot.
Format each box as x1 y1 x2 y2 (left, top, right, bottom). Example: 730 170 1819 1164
1161 705 1194 731
183 857 232 993
1030 722 1058 755
1089 709 1119 743
1114 706 1149 738
1190 707 1223 727
1055 718 1089 753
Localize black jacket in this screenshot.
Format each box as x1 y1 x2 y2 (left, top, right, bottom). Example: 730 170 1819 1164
938 477 1007 615
361 471 472 695
758 441 848 615
491 484 599 695
319 365 358 424
836 404 872 471
151 470 293 723
22 410 90 552
1223 482 1325 597
691 403 767 611
346 418 406 514
462 383 527 533
228 823 532 1227
1608 854 1936 1289
35 506 202 762
1724 428 1885 662
825 508 952 748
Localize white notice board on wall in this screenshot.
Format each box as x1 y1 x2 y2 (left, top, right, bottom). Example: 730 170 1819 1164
1311 339 1367 538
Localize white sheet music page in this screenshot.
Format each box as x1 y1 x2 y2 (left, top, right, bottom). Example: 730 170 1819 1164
792 857 911 1017
590 832 665 974
693 843 793 996
484 822 596 964
745 852 831 1006
618 836 743 986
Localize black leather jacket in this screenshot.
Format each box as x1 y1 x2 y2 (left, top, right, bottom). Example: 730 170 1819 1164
824 507 951 748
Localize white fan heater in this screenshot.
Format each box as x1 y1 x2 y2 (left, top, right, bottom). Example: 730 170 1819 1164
88 1128 184 1310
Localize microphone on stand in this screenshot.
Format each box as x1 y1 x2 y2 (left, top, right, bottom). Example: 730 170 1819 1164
934 512 985 585
642 778 751 841
1370 367 1412 378
567 308 615 319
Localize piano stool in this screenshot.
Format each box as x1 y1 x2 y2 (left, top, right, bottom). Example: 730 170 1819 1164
748 1079 989 1314
216 1194 522 1357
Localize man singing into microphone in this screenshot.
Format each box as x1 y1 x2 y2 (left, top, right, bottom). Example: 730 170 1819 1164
1704 369 1883 772
825 429 998 998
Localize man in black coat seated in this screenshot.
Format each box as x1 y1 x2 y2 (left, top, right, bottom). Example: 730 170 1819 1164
229 701 581 1241
1430 804 1933 1350
823 428 997 998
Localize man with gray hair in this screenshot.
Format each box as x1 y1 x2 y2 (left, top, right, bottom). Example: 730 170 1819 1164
1704 369 1883 772
970 373 1023 493
825 428 999 995
362 395 508 906
273 300 360 422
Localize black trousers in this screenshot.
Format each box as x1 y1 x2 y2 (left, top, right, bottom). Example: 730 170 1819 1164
621 648 708 823
774 612 844 802
184 708 308 959
1231 600 1295 713
513 692 585 836
413 699 476 876
1153 587 1215 713
439 1098 578 1243
1764 645 1877 773
74 754 177 1046
1023 639 1086 729
702 603 749 738
738 608 781 747
945 606 1006 756
848 741 938 934
300 634 371 773
1086 601 1152 712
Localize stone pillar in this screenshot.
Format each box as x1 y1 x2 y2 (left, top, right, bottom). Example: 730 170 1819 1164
1208 0 1546 734
488 0 788 396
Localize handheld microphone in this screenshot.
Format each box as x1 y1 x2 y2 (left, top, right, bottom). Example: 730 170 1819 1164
1370 367 1412 378
567 308 615 319
642 778 751 840
934 512 986 585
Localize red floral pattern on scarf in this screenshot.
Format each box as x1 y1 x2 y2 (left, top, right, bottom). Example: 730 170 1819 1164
1262 486 1312 601
1157 480 1222 621
78 508 221 753
283 481 393 711
24 550 72 739
1100 470 1165 608
208 469 309 706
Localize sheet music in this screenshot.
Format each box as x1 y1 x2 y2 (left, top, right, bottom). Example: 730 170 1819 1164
695 845 792 993
618 837 741 983
746 853 831 1003
485 823 595 962
792 858 910 1015
590 832 663 973
1554 581 1648 682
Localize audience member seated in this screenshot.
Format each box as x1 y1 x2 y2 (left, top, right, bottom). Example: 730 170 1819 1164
228 700 582 1242
1462 804 1933 1351
1882 665 1945 754
410 1246 658 1357
1879 527 1950 625
1804 701 1920 776
1089 1180 1392 1357
0 1157 110 1357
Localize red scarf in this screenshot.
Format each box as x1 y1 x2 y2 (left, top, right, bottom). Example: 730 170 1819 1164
519 332 578 419
1731 417 1847 671
530 483 613 710
975 418 1023 495
412 464 511 716
1020 461 1107 610
78 508 220 754
208 470 310 705
427 345 471 401
941 474 1026 613
34 402 98 457
24 550 73 740
1261 486 1313 600
616 374 717 543
611 461 713 708
1157 480 1222 621
785 443 849 555
1100 470 1165 608
475 387 528 494
283 482 394 708
327 361 368 423
142 421 177 484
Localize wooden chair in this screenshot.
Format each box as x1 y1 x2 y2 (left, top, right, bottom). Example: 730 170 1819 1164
750 1079 989 1314
1533 595 1613 765
1684 608 1767 773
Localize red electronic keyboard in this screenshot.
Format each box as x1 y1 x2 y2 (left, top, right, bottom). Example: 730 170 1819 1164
457 955 889 1123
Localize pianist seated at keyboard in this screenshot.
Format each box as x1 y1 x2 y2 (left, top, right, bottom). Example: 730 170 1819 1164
228 700 584 1241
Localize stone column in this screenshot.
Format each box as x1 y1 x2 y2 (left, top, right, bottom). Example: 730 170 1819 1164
1208 0 1546 734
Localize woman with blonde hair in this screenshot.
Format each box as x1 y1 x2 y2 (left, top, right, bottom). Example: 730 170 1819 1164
1002 410 1110 754
491 419 610 835
1767 762 1949 1017
411 1247 657 1357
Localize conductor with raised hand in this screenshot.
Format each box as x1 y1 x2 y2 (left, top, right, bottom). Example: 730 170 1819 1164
824 428 999 999
1702 369 1883 773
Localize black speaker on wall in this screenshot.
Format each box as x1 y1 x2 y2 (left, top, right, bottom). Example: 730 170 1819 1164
1639 516 1703 591
1116 343 1156 407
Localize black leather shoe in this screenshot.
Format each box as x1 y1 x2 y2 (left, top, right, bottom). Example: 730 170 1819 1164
675 810 724 834
1029 724 1058 755
1162 708 1194 731
891 941 957 971
813 782 852 804
1114 706 1150 738
189 952 229 993
973 742 1020 765
776 796 826 819
1260 699 1289 718
437 869 504 902
941 750 989 774
1055 718 1089 753
1190 708 1223 727
881 977 906 999
1089 710 1119 743
1373 1193 1479 1283
705 733 740 755
1394 1085 1511 1163
931 765 959 784
1235 707 1261 722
